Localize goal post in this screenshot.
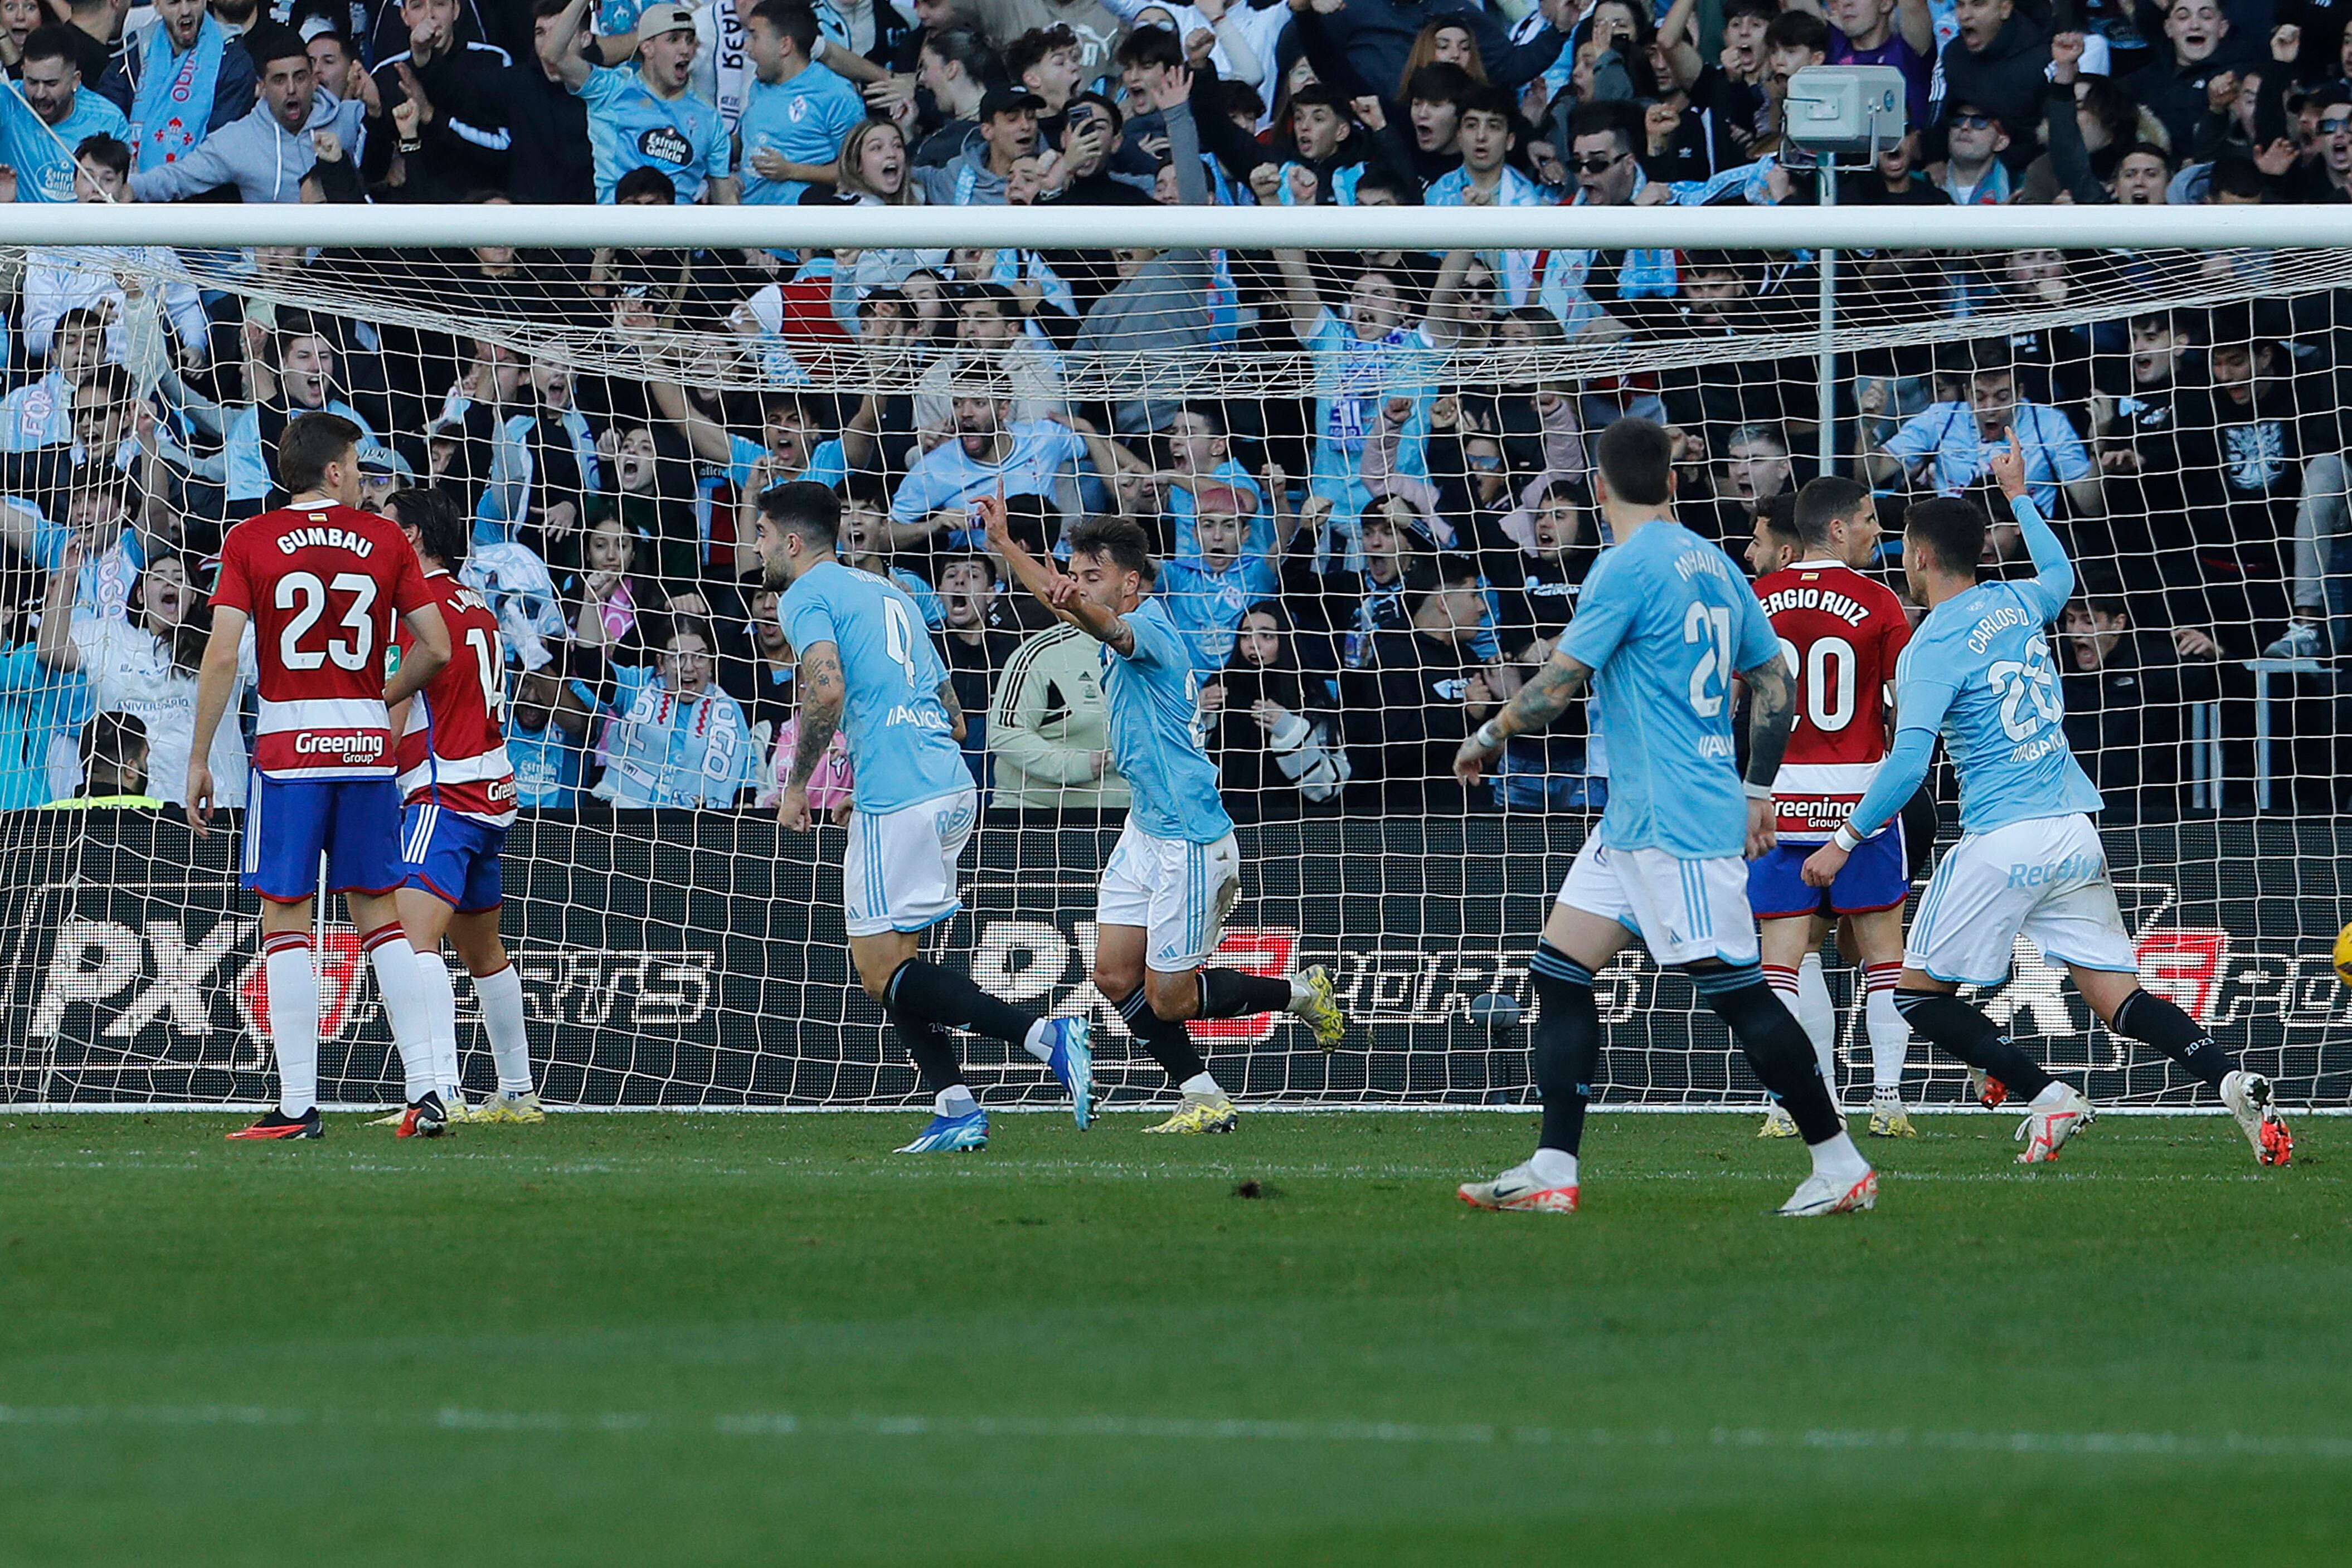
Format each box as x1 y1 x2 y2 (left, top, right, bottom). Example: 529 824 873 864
0 206 2345 1113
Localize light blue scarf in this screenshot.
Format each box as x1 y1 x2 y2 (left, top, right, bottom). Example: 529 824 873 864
129 14 225 173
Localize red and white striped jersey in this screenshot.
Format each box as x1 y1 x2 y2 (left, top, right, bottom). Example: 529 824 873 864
211 501 433 781
1752 560 1912 842
396 571 518 826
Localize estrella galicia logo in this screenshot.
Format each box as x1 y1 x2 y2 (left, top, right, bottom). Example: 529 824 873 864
638 125 693 166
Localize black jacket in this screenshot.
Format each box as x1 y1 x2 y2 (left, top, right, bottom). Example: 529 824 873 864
2125 43 2258 159
2060 631 2218 821
1338 627 1484 812
1932 13 2052 169
365 42 514 202
502 59 595 204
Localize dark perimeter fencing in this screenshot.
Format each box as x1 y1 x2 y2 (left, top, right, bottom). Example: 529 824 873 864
2 811 2346 1109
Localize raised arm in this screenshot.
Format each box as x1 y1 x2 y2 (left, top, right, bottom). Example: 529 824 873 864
1271 249 1323 334
1894 0 1934 53
648 362 736 465
1991 422 2076 612
1159 70 1209 208
34 543 81 670
1658 0 1705 87
980 495 1134 654
1451 646 1594 783
539 0 595 91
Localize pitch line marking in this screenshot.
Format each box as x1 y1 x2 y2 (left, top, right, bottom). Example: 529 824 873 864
0 1152 2327 1186
3 1404 2349 1463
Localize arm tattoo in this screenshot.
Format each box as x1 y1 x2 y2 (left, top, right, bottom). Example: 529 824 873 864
790 644 845 788
935 677 965 740
1742 658 1795 787
1490 654 1592 742
1097 611 1135 658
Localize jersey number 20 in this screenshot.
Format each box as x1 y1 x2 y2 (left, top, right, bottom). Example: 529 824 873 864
1776 635 1859 733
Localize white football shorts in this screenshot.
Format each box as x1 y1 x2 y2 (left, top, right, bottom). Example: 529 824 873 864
842 785 979 938
1098 820 1242 971
1904 812 2139 987
1557 835 1761 967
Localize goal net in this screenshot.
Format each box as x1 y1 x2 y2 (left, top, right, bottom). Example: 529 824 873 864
1 210 2346 1112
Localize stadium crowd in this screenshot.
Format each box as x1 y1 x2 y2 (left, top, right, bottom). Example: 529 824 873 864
0 0 2346 824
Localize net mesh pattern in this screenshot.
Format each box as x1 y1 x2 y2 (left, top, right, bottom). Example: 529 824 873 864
0 232 2345 1111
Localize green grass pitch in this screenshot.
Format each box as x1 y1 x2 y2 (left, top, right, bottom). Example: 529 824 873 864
1 1109 2346 1567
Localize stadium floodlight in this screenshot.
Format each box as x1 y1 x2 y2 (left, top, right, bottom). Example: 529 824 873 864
0 203 2344 1117
1781 66 1912 473
1781 66 1909 160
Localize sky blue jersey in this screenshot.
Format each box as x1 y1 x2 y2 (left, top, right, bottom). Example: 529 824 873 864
1102 596 1235 844
736 63 866 206
778 560 969 815
1847 494 2102 839
1557 518 1779 859
575 65 731 203
0 87 128 203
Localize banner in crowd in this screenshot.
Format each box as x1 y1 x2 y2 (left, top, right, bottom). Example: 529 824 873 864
2 815 2345 1108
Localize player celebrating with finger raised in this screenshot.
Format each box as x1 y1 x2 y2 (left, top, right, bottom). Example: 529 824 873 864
984 498 1345 1135
1800 428 2291 1167
758 481 1091 1153
1453 417 1874 1218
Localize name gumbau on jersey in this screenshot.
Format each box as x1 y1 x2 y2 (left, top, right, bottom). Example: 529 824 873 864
275 525 376 557
1757 584 1870 626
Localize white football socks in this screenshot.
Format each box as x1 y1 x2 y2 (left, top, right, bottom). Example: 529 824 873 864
364 928 439 1104
263 933 319 1119
1019 1020 1053 1063
1179 1072 1223 1098
2030 1080 2073 1110
475 963 533 1095
937 1085 979 1117
415 950 463 1101
1527 1147 1580 1188
1795 952 1837 1092
1864 963 1909 1094
1806 1129 1870 1181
